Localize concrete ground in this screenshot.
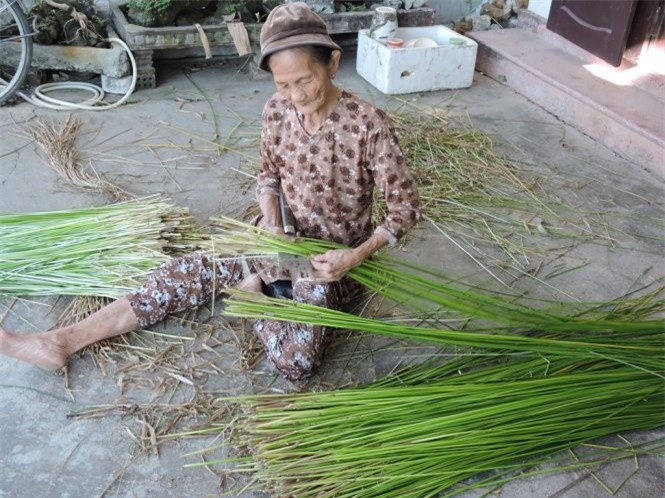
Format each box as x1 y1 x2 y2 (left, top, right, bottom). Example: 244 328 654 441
0 50 663 498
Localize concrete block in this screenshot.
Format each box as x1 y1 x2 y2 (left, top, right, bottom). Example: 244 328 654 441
286 0 334 15
324 8 436 34
1 31 130 78
111 5 262 51
356 26 477 94
101 73 133 94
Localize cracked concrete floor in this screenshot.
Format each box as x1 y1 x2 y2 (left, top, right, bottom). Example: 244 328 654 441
0 52 663 498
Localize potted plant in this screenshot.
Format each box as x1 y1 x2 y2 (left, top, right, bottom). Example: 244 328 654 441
30 0 108 47
218 1 242 22
126 0 217 28
126 0 179 27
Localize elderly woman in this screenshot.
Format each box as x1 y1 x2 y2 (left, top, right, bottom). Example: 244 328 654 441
0 3 420 381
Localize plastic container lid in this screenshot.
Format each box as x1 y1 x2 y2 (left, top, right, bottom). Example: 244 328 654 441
404 37 438 49
386 38 404 48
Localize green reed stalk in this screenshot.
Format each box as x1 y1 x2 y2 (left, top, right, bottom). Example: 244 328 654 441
225 291 663 377
210 218 664 329
211 355 663 498
0 198 200 298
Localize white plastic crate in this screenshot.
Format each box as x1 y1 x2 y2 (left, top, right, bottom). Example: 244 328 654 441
356 26 478 94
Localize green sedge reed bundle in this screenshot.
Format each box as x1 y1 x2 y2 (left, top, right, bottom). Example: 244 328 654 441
214 356 663 498
225 291 663 377
0 198 199 298
208 218 663 373
209 217 664 330
349 257 665 334
201 219 664 496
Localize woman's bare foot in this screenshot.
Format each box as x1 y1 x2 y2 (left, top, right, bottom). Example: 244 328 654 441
0 328 69 370
235 274 263 294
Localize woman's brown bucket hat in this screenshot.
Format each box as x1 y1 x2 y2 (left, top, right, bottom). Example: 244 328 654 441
259 2 341 72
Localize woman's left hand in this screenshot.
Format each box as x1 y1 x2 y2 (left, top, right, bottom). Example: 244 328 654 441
310 249 363 282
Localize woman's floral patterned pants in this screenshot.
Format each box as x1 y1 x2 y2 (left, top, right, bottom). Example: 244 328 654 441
126 252 353 381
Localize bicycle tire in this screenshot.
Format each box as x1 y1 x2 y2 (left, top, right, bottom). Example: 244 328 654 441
0 0 33 104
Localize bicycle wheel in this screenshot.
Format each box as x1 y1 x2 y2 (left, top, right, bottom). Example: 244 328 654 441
0 0 32 104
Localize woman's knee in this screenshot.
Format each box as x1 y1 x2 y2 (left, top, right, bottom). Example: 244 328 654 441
274 348 319 381
292 280 334 307
255 321 328 381
127 252 241 328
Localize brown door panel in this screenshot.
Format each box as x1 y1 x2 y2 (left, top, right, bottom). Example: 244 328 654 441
625 0 665 65
547 0 639 66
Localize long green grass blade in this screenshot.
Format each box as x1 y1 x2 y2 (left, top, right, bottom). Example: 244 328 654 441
0 198 201 298
208 218 664 374
211 355 663 498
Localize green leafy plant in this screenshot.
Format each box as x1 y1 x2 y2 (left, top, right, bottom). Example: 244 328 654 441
219 1 242 15
344 2 365 12
127 0 174 14
125 0 181 27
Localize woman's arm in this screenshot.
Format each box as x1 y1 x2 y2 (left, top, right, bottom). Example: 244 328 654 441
369 122 422 243
311 116 421 282
258 192 284 234
256 100 284 234
310 232 388 282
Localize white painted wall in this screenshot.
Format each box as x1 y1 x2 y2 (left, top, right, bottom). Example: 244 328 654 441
528 0 552 19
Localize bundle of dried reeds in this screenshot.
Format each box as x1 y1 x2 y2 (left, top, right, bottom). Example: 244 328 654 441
19 116 131 200
387 112 545 228
386 112 582 267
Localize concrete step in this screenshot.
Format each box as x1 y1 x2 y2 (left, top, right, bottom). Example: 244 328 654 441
517 8 665 103
467 28 664 175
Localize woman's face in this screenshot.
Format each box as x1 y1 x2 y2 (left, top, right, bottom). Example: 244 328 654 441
269 48 340 117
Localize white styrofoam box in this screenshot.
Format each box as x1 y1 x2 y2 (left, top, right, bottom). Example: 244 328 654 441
356 26 478 95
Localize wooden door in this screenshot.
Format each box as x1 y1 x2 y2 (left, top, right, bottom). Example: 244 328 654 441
624 0 665 65
547 0 639 66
